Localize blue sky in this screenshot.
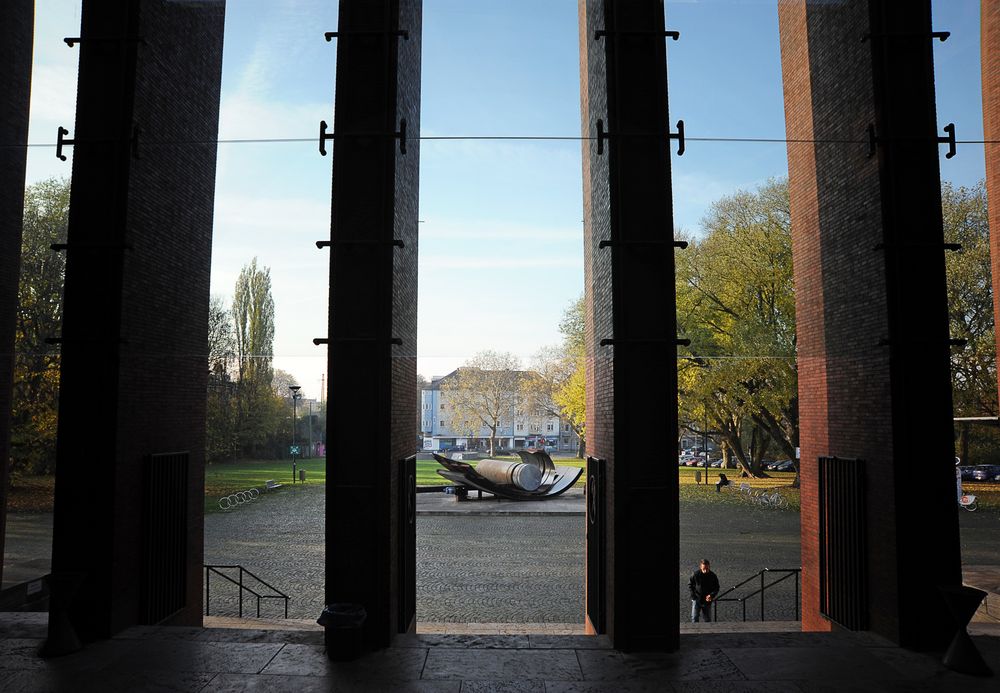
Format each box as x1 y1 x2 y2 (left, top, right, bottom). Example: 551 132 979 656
24 0 987 399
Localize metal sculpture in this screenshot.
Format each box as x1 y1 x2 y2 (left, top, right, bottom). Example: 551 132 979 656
433 449 582 500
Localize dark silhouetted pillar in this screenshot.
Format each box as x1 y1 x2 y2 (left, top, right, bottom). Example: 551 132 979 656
0 0 34 589
580 0 680 652
779 0 961 649
324 0 421 650
49 0 225 641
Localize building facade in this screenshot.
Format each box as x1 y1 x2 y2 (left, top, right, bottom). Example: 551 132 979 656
420 370 580 453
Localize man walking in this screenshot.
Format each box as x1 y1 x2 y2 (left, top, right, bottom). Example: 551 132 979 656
689 559 720 622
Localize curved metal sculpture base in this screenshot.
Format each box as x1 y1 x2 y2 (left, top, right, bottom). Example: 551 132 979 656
433 450 582 500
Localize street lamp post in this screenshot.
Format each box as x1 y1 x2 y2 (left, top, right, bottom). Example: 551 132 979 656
289 384 301 483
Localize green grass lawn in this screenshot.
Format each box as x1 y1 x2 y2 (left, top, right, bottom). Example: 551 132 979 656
202 457 1000 516
204 458 326 514
679 468 801 511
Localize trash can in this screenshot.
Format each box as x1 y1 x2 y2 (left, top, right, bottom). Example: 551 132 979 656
299 469 307 483
318 603 366 661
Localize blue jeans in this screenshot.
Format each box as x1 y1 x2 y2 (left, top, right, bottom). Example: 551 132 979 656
691 600 712 623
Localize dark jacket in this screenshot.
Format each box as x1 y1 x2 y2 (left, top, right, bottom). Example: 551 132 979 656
689 569 720 604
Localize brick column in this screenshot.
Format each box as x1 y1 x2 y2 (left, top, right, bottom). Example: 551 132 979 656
984 0 1000 410
49 0 225 641
779 0 961 649
580 0 680 652
325 0 421 650
0 0 34 589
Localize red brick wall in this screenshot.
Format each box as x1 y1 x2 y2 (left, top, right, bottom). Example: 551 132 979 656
326 0 422 649
777 0 830 635
984 0 1000 411
580 0 679 652
779 0 961 649
51 0 225 639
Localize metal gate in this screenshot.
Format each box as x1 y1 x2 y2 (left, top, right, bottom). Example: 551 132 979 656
398 454 416 632
818 456 868 630
586 456 605 632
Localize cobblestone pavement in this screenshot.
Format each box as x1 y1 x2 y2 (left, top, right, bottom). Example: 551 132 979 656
416 515 585 623
203 485 588 623
202 484 804 625
204 485 325 620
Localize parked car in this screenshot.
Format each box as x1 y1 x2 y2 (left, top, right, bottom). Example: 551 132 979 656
959 466 978 482
971 465 1000 482
769 459 795 472
709 459 723 468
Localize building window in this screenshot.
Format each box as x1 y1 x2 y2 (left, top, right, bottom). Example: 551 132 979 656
546 424 553 431
440 403 445 410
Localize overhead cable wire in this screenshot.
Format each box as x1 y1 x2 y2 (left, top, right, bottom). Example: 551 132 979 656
10 135 1000 148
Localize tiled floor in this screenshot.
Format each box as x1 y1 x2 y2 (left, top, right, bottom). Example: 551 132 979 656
0 613 998 692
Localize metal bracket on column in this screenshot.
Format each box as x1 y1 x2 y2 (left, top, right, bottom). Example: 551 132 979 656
319 121 334 156
595 119 684 156
316 239 405 249
600 338 690 346
938 123 957 159
56 127 74 161
594 29 680 41
313 337 403 345
598 239 688 249
867 122 956 159
319 119 407 156
670 119 685 156
64 36 147 47
860 31 949 43
324 30 409 41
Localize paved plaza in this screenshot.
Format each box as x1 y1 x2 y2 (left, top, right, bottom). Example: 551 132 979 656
3 483 998 627
202 482 804 625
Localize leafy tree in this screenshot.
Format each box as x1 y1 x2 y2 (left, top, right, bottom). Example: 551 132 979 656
10 178 69 476
676 179 797 479
942 181 998 463
233 258 274 391
270 368 299 398
524 295 587 457
231 259 277 457
442 351 523 456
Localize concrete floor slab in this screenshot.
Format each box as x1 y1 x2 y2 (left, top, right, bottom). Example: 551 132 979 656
576 648 744 682
261 643 428 680
722 646 908 681
422 647 583 680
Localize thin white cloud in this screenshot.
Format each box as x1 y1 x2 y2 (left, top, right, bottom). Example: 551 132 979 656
421 256 581 271
420 219 581 243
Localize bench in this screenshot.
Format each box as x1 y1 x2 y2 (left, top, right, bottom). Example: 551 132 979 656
265 479 282 491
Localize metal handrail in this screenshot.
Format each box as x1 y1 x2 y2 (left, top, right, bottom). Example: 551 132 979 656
204 564 290 619
712 567 801 622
